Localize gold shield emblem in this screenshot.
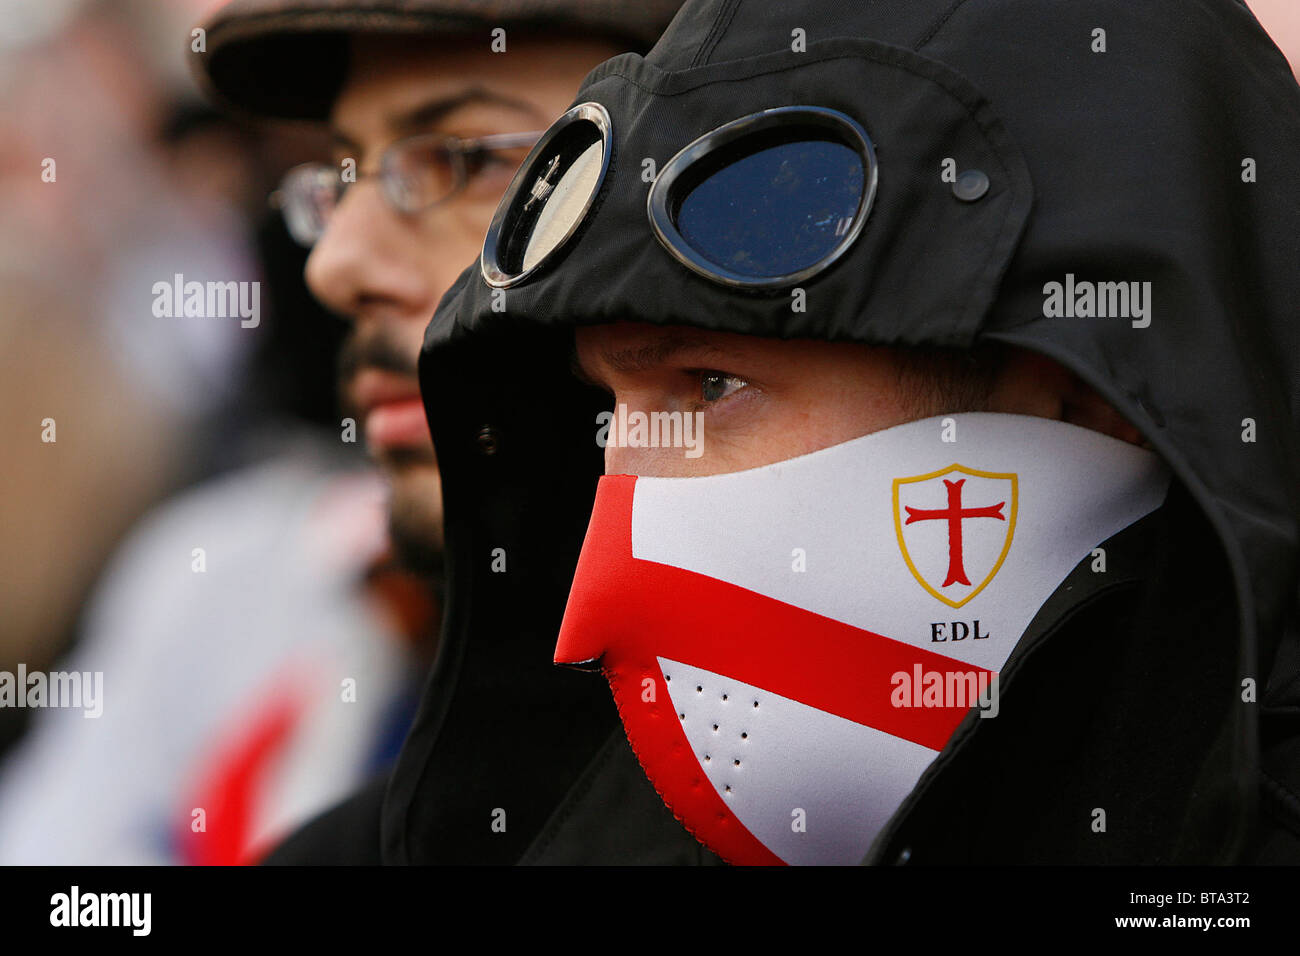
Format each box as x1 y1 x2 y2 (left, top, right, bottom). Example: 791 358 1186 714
892 464 1018 608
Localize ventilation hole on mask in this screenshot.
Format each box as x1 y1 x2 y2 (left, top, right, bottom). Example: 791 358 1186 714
678 713 685 720
696 685 703 693
725 785 732 794
704 754 711 762
712 724 719 732
741 732 748 739
722 694 729 701
665 674 671 682
753 700 759 708
733 759 741 767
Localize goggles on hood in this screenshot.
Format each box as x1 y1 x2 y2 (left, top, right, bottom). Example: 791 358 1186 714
481 103 878 290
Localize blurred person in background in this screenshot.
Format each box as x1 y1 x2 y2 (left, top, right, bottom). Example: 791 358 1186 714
0 0 247 762
0 0 433 865
191 0 715 864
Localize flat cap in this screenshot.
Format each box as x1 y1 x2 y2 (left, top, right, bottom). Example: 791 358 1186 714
194 0 684 120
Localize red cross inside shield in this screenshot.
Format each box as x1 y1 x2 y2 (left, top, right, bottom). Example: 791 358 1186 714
893 464 1018 608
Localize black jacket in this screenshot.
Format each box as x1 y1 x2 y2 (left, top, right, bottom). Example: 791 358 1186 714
290 0 1300 864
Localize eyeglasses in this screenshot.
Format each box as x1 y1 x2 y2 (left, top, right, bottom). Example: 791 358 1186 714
271 130 544 246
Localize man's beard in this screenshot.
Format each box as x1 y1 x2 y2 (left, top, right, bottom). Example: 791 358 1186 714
338 322 415 382
385 456 446 583
338 324 446 582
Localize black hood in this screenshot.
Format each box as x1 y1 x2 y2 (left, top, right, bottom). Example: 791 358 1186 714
388 0 1300 863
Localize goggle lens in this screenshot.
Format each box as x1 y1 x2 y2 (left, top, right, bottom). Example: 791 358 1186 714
650 106 877 289
481 103 612 288
674 136 865 280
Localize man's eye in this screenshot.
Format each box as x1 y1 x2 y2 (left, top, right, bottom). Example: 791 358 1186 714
700 372 748 403
463 150 498 175
465 149 523 180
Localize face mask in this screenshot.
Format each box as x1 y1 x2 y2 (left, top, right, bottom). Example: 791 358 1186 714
554 413 1170 865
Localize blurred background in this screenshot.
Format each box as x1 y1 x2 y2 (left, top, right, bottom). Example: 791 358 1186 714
0 0 1294 864
0 0 433 865
1 0 342 702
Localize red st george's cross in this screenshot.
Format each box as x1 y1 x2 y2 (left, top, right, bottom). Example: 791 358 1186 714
903 478 1007 587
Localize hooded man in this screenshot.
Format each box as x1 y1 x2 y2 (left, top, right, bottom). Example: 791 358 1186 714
194 0 722 863
416 0 1300 864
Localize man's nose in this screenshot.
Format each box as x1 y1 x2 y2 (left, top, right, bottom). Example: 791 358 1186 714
303 179 435 321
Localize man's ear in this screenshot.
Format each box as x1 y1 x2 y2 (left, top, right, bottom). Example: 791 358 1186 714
989 349 1147 447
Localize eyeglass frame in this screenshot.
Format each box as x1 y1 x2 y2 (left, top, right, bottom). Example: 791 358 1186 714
270 129 545 246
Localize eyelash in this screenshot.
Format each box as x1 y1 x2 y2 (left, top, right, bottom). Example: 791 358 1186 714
464 150 515 176
566 351 752 413
687 370 749 411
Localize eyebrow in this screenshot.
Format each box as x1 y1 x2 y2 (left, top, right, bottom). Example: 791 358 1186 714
572 331 730 385
331 87 547 153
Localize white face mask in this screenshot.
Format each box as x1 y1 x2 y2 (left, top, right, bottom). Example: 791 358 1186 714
555 413 1171 865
